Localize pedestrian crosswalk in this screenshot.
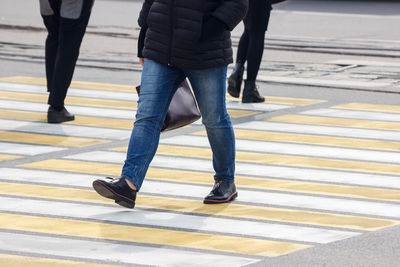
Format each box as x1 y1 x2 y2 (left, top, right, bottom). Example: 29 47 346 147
0 76 399 266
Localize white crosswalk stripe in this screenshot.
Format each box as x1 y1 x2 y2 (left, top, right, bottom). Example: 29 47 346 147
0 232 257 267
302 108 400 122
0 99 137 119
0 141 65 155
0 119 131 140
236 121 400 141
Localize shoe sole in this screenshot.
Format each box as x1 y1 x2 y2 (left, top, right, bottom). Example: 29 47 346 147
92 180 135 209
242 98 265 103
227 78 241 98
47 116 75 123
203 191 238 204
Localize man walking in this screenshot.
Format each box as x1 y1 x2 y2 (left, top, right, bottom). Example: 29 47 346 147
92 0 248 208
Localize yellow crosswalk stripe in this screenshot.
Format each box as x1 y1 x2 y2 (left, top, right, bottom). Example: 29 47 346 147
226 95 325 106
0 181 396 231
194 130 400 152
0 76 136 92
334 103 400 114
0 212 310 257
0 254 118 267
228 109 260 118
0 154 20 161
20 158 400 203
268 115 400 131
0 91 258 119
1 76 324 106
0 109 133 129
0 90 137 110
0 131 108 147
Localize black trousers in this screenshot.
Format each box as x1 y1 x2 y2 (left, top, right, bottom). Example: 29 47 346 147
236 0 272 81
41 0 93 110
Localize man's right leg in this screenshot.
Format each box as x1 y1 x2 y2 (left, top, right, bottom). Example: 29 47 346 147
93 59 185 208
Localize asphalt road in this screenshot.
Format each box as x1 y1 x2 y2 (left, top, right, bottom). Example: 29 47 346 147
0 1 399 266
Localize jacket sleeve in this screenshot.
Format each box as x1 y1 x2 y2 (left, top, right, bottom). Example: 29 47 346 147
212 0 248 31
138 0 154 28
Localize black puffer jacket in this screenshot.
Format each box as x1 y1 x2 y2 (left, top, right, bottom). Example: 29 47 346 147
138 0 248 70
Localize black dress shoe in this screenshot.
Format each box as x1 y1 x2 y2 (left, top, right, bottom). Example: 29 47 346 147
242 80 265 103
47 106 75 123
92 177 137 209
227 63 244 98
204 180 238 204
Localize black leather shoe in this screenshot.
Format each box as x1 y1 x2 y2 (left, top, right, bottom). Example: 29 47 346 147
227 63 244 98
203 180 238 204
92 177 137 209
242 80 265 103
47 106 75 123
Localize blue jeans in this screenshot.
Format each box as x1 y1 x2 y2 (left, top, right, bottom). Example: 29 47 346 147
121 59 235 191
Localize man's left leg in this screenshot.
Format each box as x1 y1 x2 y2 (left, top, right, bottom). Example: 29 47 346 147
186 66 237 204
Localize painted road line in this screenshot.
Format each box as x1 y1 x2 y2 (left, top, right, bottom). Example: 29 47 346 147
235 121 400 141
141 180 400 219
334 103 400 114
0 119 131 140
0 168 96 187
0 212 310 257
0 99 136 120
257 75 391 90
0 76 136 92
0 81 138 101
0 253 119 267
65 150 400 177
0 76 324 106
17 160 400 218
119 147 400 201
227 109 260 118
20 157 400 190
9 146 400 203
226 100 292 112
301 108 400 122
0 90 137 110
0 142 65 155
268 115 400 131
0 109 133 129
1 81 289 116
0 179 395 231
0 195 359 244
226 94 325 106
0 154 20 162
0 131 107 147
0 232 258 267
193 129 400 152
0 82 279 114
159 136 400 164
151 153 400 179
0 99 253 122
